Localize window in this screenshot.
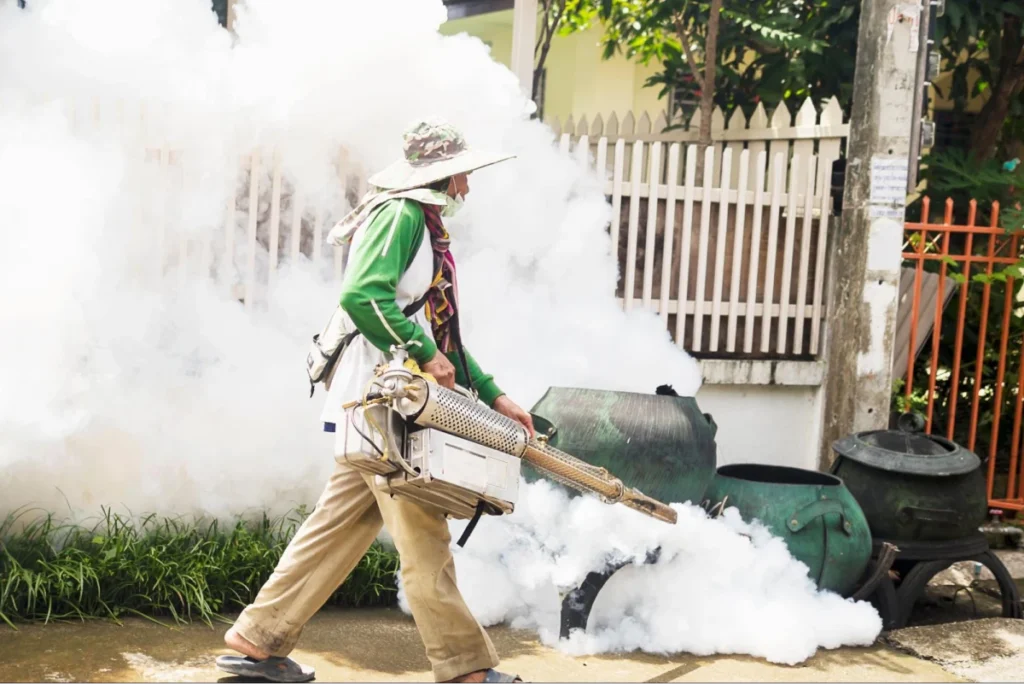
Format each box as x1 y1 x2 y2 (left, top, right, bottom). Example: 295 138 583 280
933 110 977 152
668 75 700 122
443 0 515 20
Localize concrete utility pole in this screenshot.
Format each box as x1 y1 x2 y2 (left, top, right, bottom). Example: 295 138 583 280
510 0 539 100
226 0 238 32
819 0 929 468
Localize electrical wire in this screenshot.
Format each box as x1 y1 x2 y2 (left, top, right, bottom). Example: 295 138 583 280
353 371 420 477
347 407 385 457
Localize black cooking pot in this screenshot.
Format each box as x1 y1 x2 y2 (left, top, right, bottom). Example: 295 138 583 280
830 413 987 542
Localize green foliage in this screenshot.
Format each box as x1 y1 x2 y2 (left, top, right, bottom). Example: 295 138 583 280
555 0 602 36
892 378 931 417
914 149 1024 231
0 507 400 628
559 0 858 116
935 1 1022 108
934 0 1024 158
556 0 1022 145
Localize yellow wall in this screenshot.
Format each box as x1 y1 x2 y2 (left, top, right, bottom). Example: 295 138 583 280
441 11 665 125
442 10 516 69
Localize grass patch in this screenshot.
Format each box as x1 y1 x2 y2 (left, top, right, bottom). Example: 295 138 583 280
0 506 400 628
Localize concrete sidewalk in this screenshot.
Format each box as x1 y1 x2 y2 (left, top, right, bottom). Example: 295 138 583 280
0 608 962 683
887 618 1024 683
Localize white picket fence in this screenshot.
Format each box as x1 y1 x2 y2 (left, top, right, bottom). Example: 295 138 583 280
547 96 847 187
221 149 368 312
128 146 358 312
551 96 847 358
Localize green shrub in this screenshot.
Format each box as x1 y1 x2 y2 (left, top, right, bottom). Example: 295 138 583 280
0 507 399 628
913 150 1024 230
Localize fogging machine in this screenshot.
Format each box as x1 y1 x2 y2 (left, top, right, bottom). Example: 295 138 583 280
342 348 677 541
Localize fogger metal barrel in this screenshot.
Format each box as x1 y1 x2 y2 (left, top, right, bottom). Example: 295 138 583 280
395 377 677 524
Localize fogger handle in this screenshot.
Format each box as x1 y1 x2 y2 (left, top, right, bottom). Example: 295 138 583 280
520 443 621 500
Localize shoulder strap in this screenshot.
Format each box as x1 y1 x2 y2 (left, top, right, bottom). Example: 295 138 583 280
401 288 432 319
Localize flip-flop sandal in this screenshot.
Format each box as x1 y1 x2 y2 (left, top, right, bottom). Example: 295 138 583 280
482 670 523 683
215 655 315 683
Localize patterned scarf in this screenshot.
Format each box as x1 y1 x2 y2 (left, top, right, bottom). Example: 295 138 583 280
422 205 459 354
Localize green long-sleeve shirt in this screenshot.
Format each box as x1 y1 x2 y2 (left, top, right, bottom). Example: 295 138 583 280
338 199 504 407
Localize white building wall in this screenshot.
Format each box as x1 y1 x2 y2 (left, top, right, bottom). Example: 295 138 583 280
693 361 827 471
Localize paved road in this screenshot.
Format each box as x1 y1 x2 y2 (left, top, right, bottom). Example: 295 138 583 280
0 608 962 682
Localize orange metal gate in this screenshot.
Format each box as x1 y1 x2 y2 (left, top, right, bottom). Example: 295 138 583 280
902 198 1024 512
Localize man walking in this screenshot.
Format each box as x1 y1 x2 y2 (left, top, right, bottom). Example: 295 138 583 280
215 121 532 684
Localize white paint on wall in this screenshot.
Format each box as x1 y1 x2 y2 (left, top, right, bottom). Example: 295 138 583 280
866 216 904 273
696 360 824 386
695 384 825 471
856 279 899 377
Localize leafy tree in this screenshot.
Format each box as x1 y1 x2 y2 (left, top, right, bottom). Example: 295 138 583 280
935 0 1024 159
554 0 1020 161
559 0 856 118
556 0 833 180
533 0 573 118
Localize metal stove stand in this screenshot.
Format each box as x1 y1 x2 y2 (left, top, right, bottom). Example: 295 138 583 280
557 535 1021 639
862 533 1022 630
559 549 661 639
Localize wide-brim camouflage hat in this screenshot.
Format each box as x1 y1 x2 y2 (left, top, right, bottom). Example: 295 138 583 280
368 119 515 191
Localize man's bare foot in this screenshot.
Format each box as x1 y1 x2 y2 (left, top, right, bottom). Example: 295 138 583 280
224 626 271 661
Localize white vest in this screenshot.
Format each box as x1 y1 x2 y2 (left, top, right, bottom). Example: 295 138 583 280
319 209 437 459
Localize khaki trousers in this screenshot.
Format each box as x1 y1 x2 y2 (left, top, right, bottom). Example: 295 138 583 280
233 461 499 682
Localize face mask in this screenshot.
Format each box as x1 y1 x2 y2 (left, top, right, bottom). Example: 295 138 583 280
444 176 468 219
442 187 465 218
